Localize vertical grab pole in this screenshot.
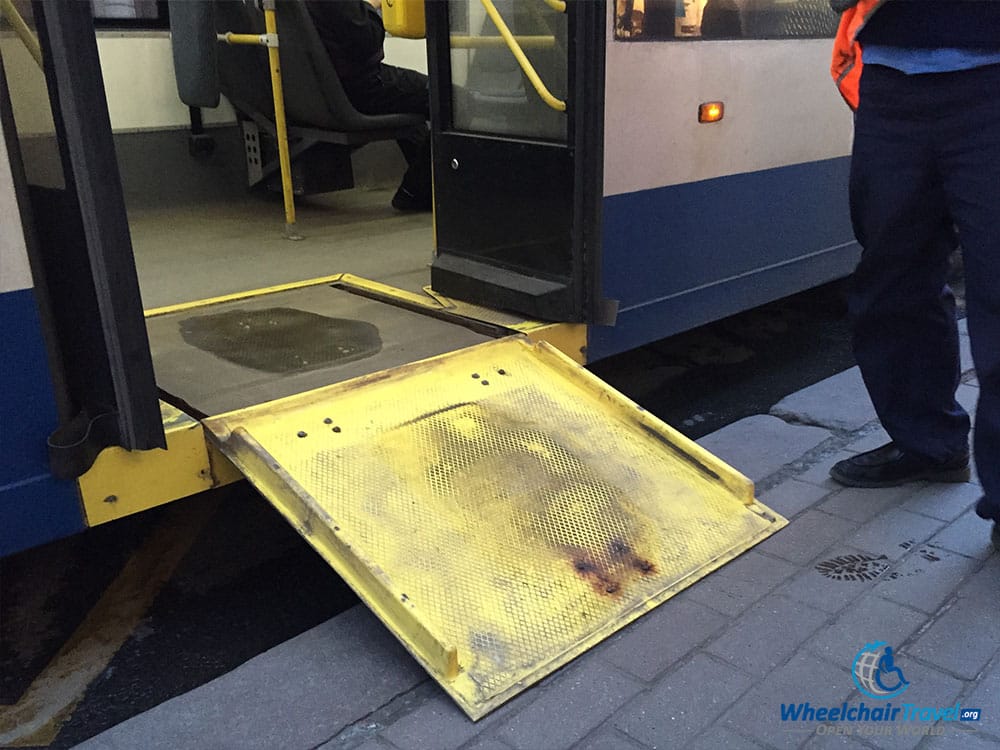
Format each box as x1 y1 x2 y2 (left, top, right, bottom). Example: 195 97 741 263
262 0 302 240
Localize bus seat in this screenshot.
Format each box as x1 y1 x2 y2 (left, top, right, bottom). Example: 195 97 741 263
169 0 426 193
169 0 220 109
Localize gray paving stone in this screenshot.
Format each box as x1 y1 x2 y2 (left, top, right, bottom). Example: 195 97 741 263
688 726 763 749
926 730 1000 749
614 653 754 749
958 384 979 421
779 547 884 614
759 479 834 519
928 510 995 560
720 651 853 750
696 415 832 483
820 486 915 524
68 738 121 750
900 482 981 522
845 427 892 455
706 594 829 677
595 598 729 682
964 657 1000 737
910 596 1000 679
954 554 1000 599
770 368 878 432
797 450 865 491
807 595 927 667
572 727 649 750
73 607 427 750
381 694 485 750
755 511 859 565
683 550 799 616
873 546 981 614
496 658 643 750
844 510 946 562
865 660 964 750
319 737 400 750
960 331 974 373
803 732 879 749
458 739 518 750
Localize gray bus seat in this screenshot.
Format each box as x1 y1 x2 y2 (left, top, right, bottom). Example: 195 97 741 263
169 0 426 193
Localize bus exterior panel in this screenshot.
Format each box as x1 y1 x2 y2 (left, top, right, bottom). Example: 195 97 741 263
593 21 858 359
0 104 84 556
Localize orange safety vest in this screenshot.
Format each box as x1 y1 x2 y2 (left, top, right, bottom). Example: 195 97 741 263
831 0 890 109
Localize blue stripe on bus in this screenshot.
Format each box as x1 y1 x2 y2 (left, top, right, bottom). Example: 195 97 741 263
591 157 860 360
1 287 84 556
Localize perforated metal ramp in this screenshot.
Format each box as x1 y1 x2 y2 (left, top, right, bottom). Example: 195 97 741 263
203 336 786 719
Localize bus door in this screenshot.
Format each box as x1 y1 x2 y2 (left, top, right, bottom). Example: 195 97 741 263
426 0 609 324
18 0 164 478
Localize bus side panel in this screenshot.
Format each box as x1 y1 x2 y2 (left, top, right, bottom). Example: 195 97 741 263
0 288 85 557
1 76 83 556
590 157 859 359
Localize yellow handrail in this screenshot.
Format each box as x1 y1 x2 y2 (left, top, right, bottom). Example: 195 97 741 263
218 3 301 239
450 34 555 49
542 0 567 12
0 0 43 69
479 0 566 112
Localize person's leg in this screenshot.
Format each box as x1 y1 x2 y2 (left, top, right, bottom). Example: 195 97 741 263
935 64 1000 520
844 66 970 469
343 65 431 209
345 64 429 117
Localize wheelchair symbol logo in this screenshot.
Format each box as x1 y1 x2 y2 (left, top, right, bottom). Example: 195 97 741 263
852 641 911 700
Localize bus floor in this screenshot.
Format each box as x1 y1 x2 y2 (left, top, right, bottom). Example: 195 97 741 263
127 185 434 310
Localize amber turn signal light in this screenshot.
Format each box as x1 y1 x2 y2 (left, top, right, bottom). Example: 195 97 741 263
699 101 724 123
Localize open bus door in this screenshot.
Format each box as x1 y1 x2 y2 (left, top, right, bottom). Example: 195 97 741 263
20 0 164 479
426 0 609 324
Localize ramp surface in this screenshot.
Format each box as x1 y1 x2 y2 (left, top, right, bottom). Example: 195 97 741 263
203 337 786 719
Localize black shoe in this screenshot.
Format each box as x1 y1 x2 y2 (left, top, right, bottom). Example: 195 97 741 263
975 495 1000 522
992 523 1000 551
829 442 970 488
391 187 432 212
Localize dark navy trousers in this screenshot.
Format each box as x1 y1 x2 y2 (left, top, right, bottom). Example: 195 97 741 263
849 63 1000 514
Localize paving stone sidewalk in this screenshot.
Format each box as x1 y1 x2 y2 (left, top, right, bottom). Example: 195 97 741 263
77 339 1000 749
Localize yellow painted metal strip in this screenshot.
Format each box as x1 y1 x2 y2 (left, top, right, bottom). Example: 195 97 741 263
0 497 218 746
144 274 346 318
78 402 238 526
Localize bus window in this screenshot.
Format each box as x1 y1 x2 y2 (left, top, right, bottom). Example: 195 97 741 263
615 0 839 41
447 0 568 142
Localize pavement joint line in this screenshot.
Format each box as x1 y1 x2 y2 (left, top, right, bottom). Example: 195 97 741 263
753 426 878 494
0 496 219 747
321 679 437 749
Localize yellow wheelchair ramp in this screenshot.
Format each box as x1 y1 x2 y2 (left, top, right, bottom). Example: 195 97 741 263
203 337 786 719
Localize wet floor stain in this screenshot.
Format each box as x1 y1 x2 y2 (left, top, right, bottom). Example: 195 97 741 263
179 307 381 373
